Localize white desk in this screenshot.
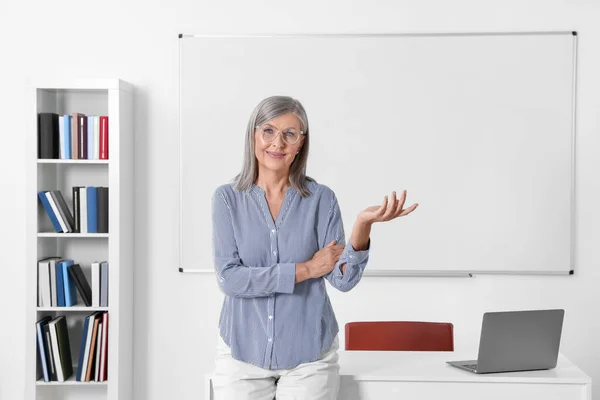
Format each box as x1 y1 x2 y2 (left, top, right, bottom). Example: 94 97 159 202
205 351 592 400
337 351 591 400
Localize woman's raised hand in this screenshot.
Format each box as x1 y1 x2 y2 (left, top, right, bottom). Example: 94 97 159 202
357 190 418 225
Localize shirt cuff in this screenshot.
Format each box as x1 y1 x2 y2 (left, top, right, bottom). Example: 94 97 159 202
346 239 370 264
277 263 297 294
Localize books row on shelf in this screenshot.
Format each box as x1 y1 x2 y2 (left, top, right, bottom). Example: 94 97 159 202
36 312 109 382
38 257 108 308
38 113 109 160
38 187 108 233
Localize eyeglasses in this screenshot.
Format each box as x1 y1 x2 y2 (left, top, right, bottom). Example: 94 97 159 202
255 124 305 145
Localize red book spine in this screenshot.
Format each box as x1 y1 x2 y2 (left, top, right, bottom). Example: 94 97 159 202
99 116 109 160
100 312 109 381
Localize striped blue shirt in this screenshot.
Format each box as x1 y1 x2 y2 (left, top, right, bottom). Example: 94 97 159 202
212 179 370 370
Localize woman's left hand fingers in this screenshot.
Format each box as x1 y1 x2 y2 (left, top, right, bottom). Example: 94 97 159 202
381 191 398 220
389 190 406 219
384 190 417 221
399 203 418 217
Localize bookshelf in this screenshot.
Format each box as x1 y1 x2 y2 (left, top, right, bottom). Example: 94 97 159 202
25 79 134 400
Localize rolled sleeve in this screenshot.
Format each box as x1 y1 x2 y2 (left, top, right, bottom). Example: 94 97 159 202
277 263 297 294
346 240 370 264
323 193 370 292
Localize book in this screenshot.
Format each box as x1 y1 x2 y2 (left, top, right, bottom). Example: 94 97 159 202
49 191 72 232
55 260 66 307
78 114 88 160
36 316 52 382
51 190 75 232
45 192 68 233
85 317 100 381
59 259 77 306
48 320 63 381
95 322 102 381
72 186 82 233
87 116 95 160
80 187 88 233
38 113 59 159
58 116 65 159
100 262 109 307
71 113 81 159
97 187 109 233
68 263 92 306
99 312 109 381
76 316 90 381
43 324 57 381
91 262 100 307
63 115 72 159
38 191 62 233
38 256 60 307
99 116 108 159
49 258 58 306
87 187 98 233
94 116 100 159
49 316 73 382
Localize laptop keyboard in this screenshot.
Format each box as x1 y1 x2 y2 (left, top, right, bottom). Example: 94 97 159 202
464 363 478 370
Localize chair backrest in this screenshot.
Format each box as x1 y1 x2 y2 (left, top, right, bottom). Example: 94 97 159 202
345 321 454 351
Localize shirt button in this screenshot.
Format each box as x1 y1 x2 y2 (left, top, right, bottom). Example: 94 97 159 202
268 338 273 342
273 251 277 256
271 229 276 234
349 255 354 259
268 315 273 320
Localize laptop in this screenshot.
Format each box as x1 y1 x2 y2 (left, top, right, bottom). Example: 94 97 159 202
447 309 564 374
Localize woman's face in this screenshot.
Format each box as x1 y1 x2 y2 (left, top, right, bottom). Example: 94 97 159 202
254 113 304 175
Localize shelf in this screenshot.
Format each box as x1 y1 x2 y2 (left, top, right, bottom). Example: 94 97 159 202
37 306 109 312
37 159 109 164
37 375 108 386
37 233 109 238
28 79 133 400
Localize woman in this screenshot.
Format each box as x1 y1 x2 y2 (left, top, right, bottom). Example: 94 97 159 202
211 95 418 400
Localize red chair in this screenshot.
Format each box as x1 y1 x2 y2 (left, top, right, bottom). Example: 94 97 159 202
345 321 454 351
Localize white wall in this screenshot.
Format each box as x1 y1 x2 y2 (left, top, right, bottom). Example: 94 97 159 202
1 1 599 399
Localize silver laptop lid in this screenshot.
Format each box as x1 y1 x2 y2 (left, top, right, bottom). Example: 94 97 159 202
476 309 564 373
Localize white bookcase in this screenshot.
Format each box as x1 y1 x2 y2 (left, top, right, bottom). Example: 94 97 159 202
25 79 134 400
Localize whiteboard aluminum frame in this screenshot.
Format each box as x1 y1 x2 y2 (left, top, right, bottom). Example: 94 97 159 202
177 31 578 277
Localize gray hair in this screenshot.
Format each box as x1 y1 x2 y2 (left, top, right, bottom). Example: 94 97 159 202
233 95 314 197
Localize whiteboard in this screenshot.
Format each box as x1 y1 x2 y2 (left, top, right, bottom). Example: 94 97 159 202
178 32 577 276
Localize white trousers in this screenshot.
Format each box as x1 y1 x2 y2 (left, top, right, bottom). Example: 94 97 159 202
212 335 340 400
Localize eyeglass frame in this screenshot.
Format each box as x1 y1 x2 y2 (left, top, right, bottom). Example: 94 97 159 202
255 123 306 145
